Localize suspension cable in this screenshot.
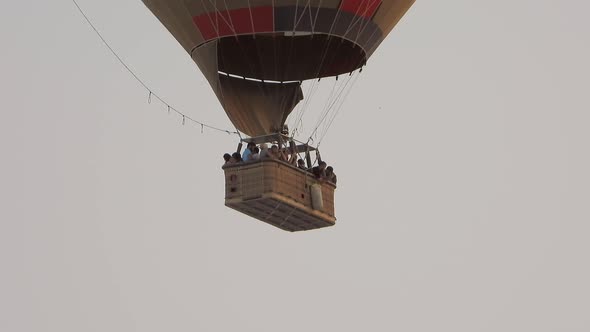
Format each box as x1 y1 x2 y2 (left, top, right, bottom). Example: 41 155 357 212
317 71 362 148
71 0 238 135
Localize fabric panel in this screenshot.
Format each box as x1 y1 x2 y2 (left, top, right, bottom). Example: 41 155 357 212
218 75 303 136
369 0 415 56
193 6 274 41
191 40 219 92
142 0 205 51
217 34 366 81
340 0 383 18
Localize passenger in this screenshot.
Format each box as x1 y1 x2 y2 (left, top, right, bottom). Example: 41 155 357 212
325 166 337 185
267 145 280 159
250 147 260 161
223 153 231 165
297 158 307 170
287 147 298 165
231 152 243 163
242 142 256 161
281 124 289 136
259 143 269 159
278 147 290 162
312 161 327 179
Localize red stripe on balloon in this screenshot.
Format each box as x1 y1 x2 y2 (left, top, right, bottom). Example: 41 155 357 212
193 6 274 41
340 0 382 18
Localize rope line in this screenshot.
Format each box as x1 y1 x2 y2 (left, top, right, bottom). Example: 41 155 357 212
317 71 362 147
71 0 238 135
308 70 360 145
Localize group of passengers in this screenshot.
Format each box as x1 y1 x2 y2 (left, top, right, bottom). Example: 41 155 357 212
223 142 337 184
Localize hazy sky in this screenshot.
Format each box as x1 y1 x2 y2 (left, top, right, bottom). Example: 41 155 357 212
2 1 589 331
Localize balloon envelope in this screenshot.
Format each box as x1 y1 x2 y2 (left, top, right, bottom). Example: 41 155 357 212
142 0 415 137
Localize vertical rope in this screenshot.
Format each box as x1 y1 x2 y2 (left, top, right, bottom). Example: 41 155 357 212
353 0 383 45
222 0 238 37
247 0 256 37
200 0 220 37
206 0 237 36
317 71 362 147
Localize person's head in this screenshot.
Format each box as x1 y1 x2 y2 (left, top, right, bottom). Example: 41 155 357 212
326 166 334 175
319 161 327 170
271 145 278 153
223 153 231 162
253 147 260 154
297 159 305 167
232 152 242 162
281 124 289 135
247 141 256 150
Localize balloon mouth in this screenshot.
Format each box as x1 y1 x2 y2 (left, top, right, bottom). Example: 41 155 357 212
207 33 367 82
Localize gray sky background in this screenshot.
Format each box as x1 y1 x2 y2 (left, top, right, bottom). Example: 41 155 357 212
2 1 589 331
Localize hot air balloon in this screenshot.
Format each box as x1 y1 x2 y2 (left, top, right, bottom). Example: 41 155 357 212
142 0 415 231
